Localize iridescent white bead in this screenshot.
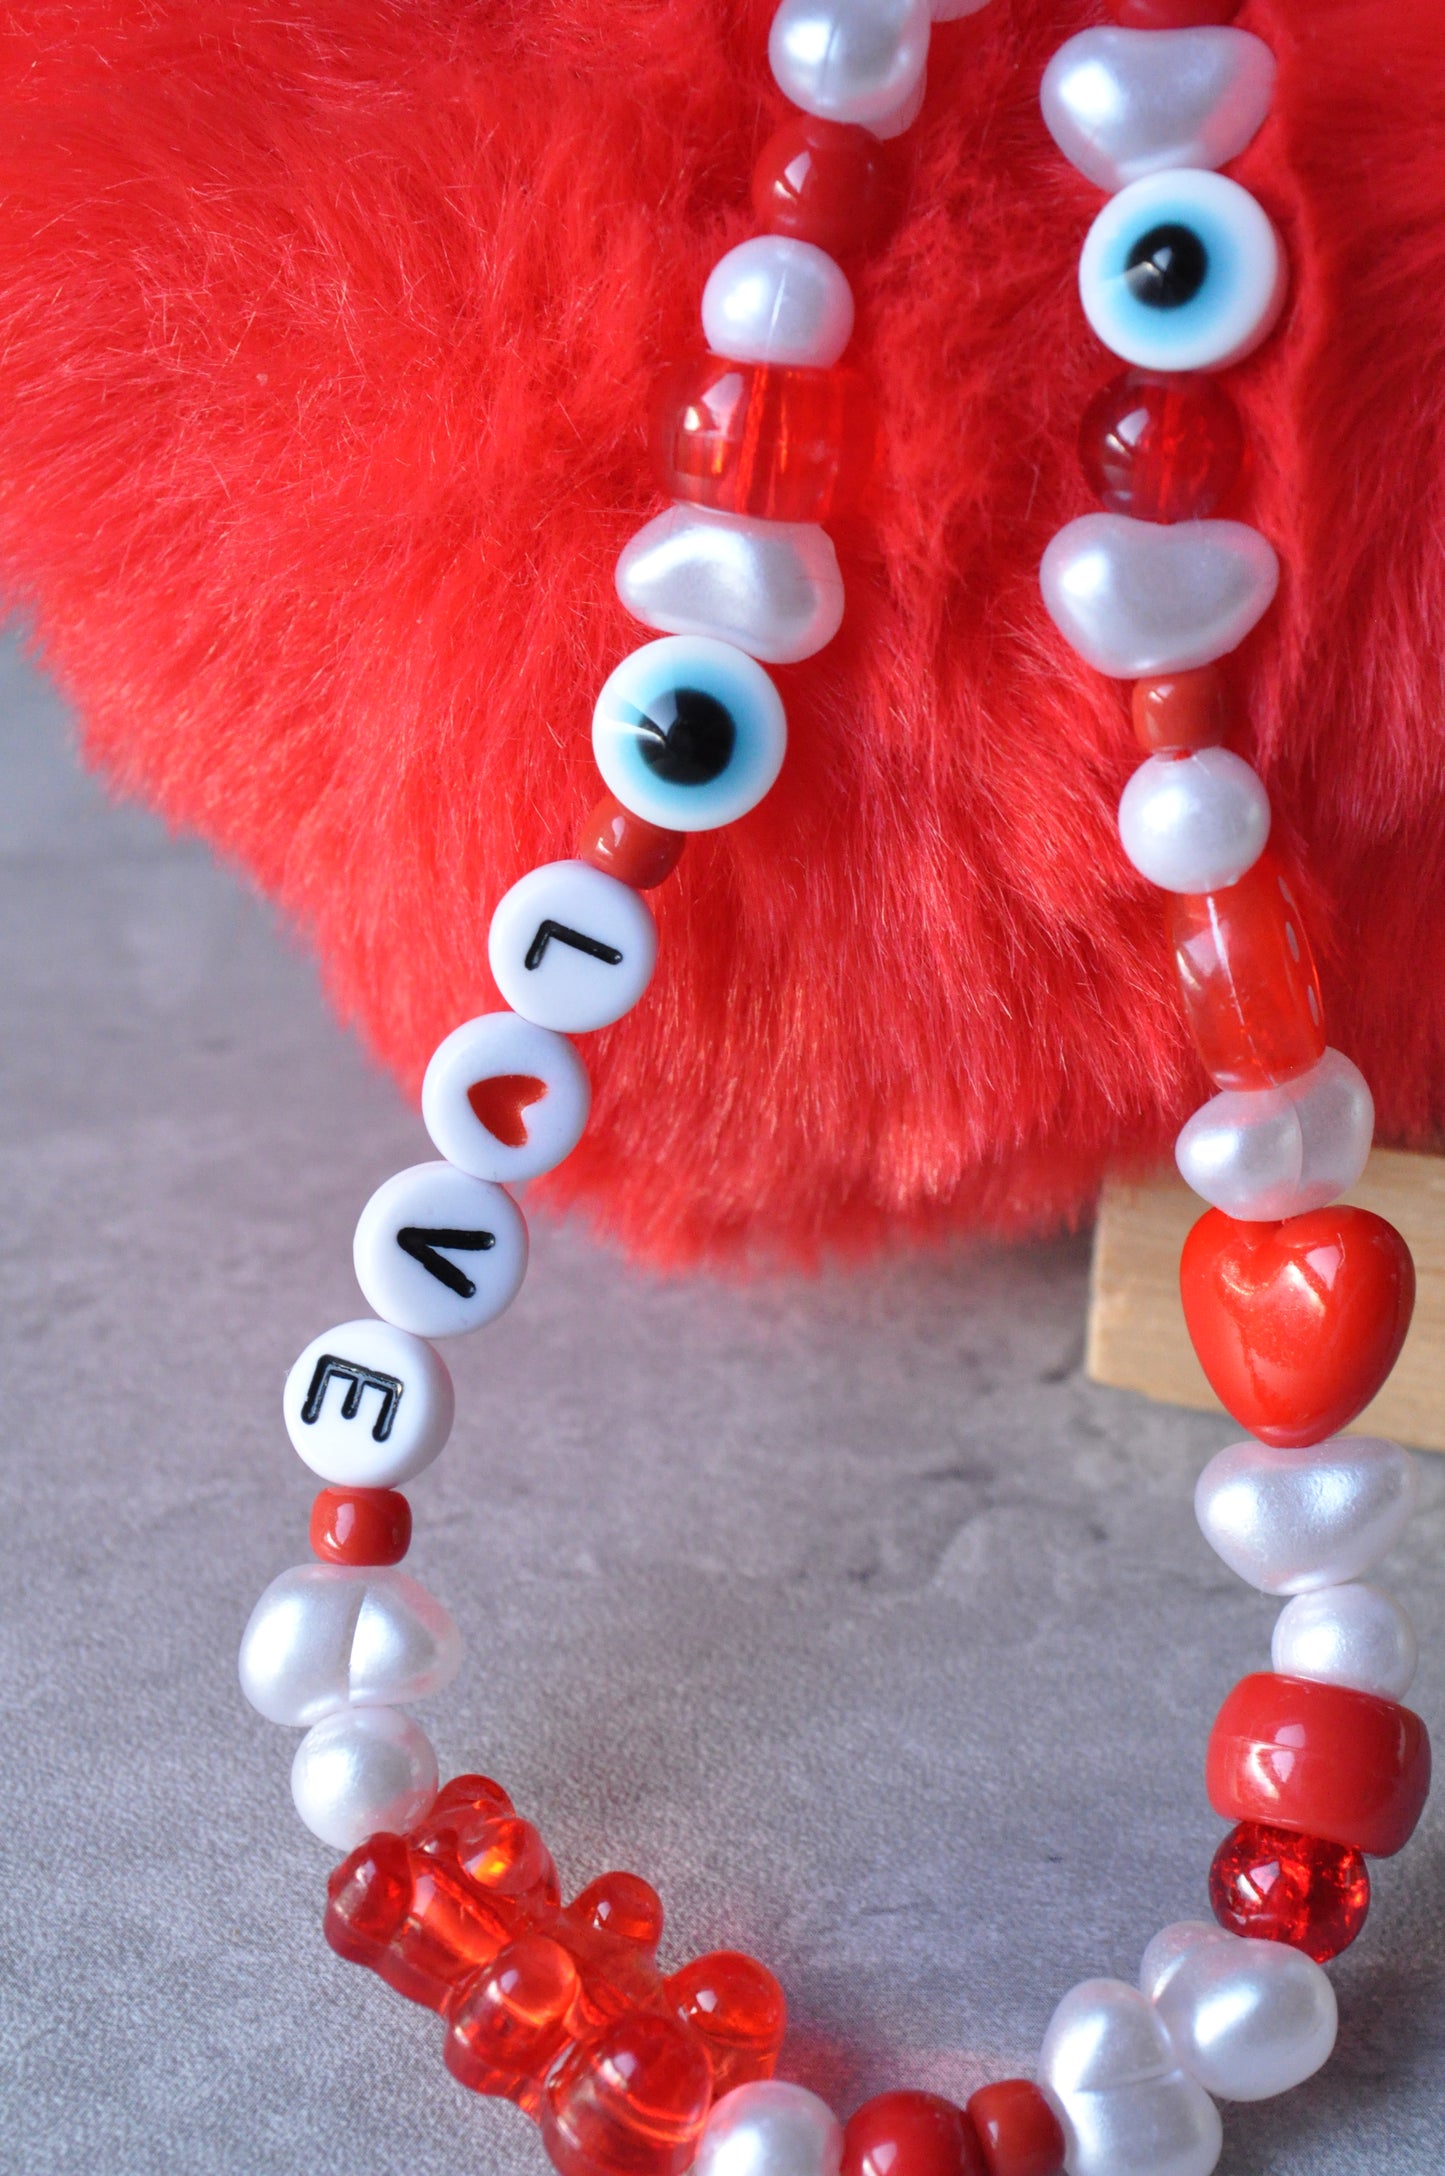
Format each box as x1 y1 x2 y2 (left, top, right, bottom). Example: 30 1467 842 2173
1040 514 1279 677
616 505 844 664
695 2081 843 2176
353 1161 528 1340
1117 748 1269 893
1142 1922 1336 2102
1038 1979 1222 2176
283 1318 454 1488
488 860 658 1033
1271 1582 1418 1700
238 1563 463 1727
290 1705 438 1851
769 0 931 133
701 237 855 367
1175 1048 1373 1221
1041 29 1276 193
1194 1435 1419 1595
421 1012 591 1184
1079 170 1286 373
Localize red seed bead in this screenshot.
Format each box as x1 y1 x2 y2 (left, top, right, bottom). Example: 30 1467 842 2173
1166 851 1325 1089
309 1485 411 1566
579 794 685 890
1132 666 1232 755
1081 370 1243 523
1209 1820 1370 1964
966 2082 1066 2176
652 355 875 526
1110 0 1241 24
751 114 900 260
1207 1672 1432 1858
843 2091 986 2176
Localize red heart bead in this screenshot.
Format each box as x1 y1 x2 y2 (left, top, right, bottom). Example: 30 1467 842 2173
1179 1207 1415 1448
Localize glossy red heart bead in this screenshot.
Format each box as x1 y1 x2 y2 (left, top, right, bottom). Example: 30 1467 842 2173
1179 1206 1415 1448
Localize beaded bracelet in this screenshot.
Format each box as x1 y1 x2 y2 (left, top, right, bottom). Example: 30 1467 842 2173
237 5 1433 2175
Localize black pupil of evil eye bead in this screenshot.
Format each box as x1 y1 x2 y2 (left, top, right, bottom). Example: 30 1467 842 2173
631 686 737 787
1125 224 1209 312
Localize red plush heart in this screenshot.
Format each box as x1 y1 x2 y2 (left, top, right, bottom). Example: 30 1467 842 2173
1179 1207 1416 1449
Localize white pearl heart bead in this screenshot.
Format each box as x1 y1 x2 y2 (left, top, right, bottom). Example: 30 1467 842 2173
1194 1435 1419 1595
694 2080 844 2176
616 505 844 664
290 1706 439 1851
1175 1048 1373 1220
1038 1979 1222 2176
239 1563 463 1727
1040 514 1279 677
1041 28 1276 193
1271 1581 1418 1700
1141 1921 1336 2102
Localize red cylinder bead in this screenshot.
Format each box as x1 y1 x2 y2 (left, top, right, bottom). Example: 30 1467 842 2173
751 114 900 259
965 2081 1065 2176
652 356 874 525
1110 0 1242 24
1209 1820 1370 1963
309 1485 411 1566
1081 370 1243 523
1207 1673 1431 1858
843 2091 986 2176
1166 851 1326 1089
1132 666 1232 755
579 794 685 890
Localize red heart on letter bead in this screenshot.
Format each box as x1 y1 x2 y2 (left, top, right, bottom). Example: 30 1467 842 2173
1180 1207 1415 1449
466 1072 546 1149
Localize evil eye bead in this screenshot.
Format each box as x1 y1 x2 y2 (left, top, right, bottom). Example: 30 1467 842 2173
592 636 787 834
1079 169 1286 373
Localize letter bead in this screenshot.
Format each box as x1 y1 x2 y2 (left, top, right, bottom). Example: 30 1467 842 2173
353 1161 528 1340
488 861 658 1033
284 1318 454 1488
422 1010 591 1183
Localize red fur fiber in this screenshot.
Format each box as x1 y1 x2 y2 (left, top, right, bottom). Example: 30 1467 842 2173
2 0 1444 1267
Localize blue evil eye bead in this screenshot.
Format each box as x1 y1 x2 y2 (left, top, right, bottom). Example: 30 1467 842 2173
1079 169 1286 373
591 636 787 833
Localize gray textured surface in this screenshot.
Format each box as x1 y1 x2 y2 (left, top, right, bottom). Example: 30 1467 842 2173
0 628 1441 2175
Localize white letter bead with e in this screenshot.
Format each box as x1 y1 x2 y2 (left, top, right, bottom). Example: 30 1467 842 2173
421 1011 591 1183
353 1161 528 1340
488 861 658 1033
283 1318 454 1488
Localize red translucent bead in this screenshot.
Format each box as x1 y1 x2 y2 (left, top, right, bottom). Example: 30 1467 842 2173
751 114 900 259
843 2091 986 2176
308 1485 411 1566
1081 370 1243 522
1207 1673 1432 1858
446 1931 581 2110
570 1870 665 1950
1109 0 1241 24
652 356 874 526
1166 851 1325 1088
965 2081 1066 2176
541 2011 714 2176
665 1951 788 2100
580 794 685 890
1209 1820 1370 1963
1132 666 1232 755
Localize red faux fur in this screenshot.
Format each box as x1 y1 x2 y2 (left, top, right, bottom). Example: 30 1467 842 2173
3 0 1444 1266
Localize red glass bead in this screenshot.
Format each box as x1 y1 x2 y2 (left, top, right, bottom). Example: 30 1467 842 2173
580 794 685 891
1207 1673 1432 1858
1166 851 1325 1089
541 2011 714 2176
1109 0 1241 24
751 115 900 260
1081 370 1243 523
843 2091 986 2176
308 1485 411 1566
446 1931 581 2109
965 2082 1066 2176
652 356 875 526
1132 666 1232 755
665 1951 788 2101
570 1870 665 1950
1209 1820 1370 1963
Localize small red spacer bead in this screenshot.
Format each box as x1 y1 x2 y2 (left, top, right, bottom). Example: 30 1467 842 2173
965 2081 1066 2176
309 1485 411 1566
579 794 685 890
843 2091 986 2176
1132 666 1233 755
1209 1819 1371 1963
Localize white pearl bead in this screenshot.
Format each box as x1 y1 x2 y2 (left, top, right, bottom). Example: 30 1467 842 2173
1175 1048 1372 1221
1142 1921 1337 2102
1272 1582 1418 1700
1040 514 1280 678
421 1012 591 1184
769 0 931 133
1194 1434 1419 1595
353 1161 527 1340
1117 748 1270 894
1038 1979 1222 2176
616 505 844 664
290 1705 438 1851
1042 29 1276 194
701 237 854 368
239 1564 463 1727
694 2080 844 2176
488 860 658 1033
1079 169 1286 374
283 1318 454 1488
